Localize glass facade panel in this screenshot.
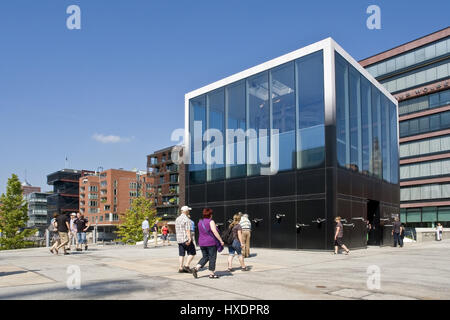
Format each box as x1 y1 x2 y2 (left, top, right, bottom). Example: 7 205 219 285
406 209 421 223
207 89 225 181
226 80 247 179
247 72 270 176
361 78 372 174
296 51 325 169
336 53 350 168
271 62 296 171
399 111 450 137
381 96 391 182
366 37 450 79
189 95 207 184
390 101 398 183
372 88 382 178
422 207 437 222
438 207 450 222
349 66 362 171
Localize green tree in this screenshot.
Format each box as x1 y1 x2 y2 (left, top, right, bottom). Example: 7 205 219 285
116 197 157 244
0 174 36 250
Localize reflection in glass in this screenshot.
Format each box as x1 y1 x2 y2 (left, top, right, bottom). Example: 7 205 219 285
390 101 399 184
336 53 350 167
371 88 382 179
189 96 206 184
361 78 372 174
207 89 225 181
296 51 325 169
381 96 391 182
271 62 296 171
247 72 270 176
349 66 362 172
226 80 246 178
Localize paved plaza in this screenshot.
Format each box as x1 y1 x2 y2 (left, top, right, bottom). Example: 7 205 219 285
0 240 449 300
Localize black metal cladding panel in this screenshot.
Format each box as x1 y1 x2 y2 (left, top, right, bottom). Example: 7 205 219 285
189 184 206 205
351 174 364 198
297 168 325 195
224 178 246 202
246 175 269 199
247 202 270 248
270 201 297 249
270 171 296 198
297 199 326 250
350 200 367 249
336 168 351 196
206 181 225 203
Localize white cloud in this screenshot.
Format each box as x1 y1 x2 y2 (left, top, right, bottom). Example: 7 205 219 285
92 133 133 144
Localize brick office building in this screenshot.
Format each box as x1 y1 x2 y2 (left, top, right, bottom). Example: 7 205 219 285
360 27 450 227
79 168 154 241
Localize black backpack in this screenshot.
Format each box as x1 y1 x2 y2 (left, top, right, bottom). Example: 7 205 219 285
221 226 234 246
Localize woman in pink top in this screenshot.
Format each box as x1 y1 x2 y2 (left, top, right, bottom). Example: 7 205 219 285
191 208 224 279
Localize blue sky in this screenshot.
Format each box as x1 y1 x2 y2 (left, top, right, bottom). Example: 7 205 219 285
0 0 448 193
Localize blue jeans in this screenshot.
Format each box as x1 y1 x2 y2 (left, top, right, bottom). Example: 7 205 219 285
228 239 242 256
393 232 403 247
198 246 218 271
77 232 87 245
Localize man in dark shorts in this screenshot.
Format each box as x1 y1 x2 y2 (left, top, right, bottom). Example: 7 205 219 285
334 216 350 255
392 217 403 248
55 212 71 255
175 206 196 273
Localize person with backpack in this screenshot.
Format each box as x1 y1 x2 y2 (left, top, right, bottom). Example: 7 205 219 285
191 208 225 279
226 214 248 272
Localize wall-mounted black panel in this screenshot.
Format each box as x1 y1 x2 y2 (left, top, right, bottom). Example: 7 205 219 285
337 168 351 196
189 185 206 204
270 201 297 249
297 199 326 250
247 202 270 248
225 179 246 202
270 171 296 197
246 176 269 199
351 174 364 198
350 201 367 248
297 169 325 195
206 181 225 203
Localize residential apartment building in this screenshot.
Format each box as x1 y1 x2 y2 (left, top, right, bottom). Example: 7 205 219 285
361 27 450 227
147 146 185 223
47 169 94 219
79 169 153 240
21 180 41 197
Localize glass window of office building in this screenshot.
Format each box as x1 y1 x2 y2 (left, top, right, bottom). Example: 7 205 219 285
188 51 326 182
335 53 398 182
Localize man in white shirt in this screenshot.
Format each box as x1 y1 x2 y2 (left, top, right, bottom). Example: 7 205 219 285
142 217 150 249
175 206 196 273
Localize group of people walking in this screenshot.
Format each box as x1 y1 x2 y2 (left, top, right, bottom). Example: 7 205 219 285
174 206 251 279
49 212 90 255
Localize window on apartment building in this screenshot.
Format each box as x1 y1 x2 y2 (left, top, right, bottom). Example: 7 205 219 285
88 193 98 199
129 182 137 189
400 135 450 158
89 201 98 207
100 181 107 187
100 216 103 222
89 186 98 192
129 191 137 197
113 214 119 221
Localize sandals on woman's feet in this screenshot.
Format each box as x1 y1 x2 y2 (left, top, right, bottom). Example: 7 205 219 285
241 267 249 271
209 274 219 279
227 267 233 272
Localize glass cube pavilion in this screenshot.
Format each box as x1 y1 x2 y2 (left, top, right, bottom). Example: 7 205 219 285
184 38 399 250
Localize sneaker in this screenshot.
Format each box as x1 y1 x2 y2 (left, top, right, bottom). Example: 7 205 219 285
192 268 198 279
